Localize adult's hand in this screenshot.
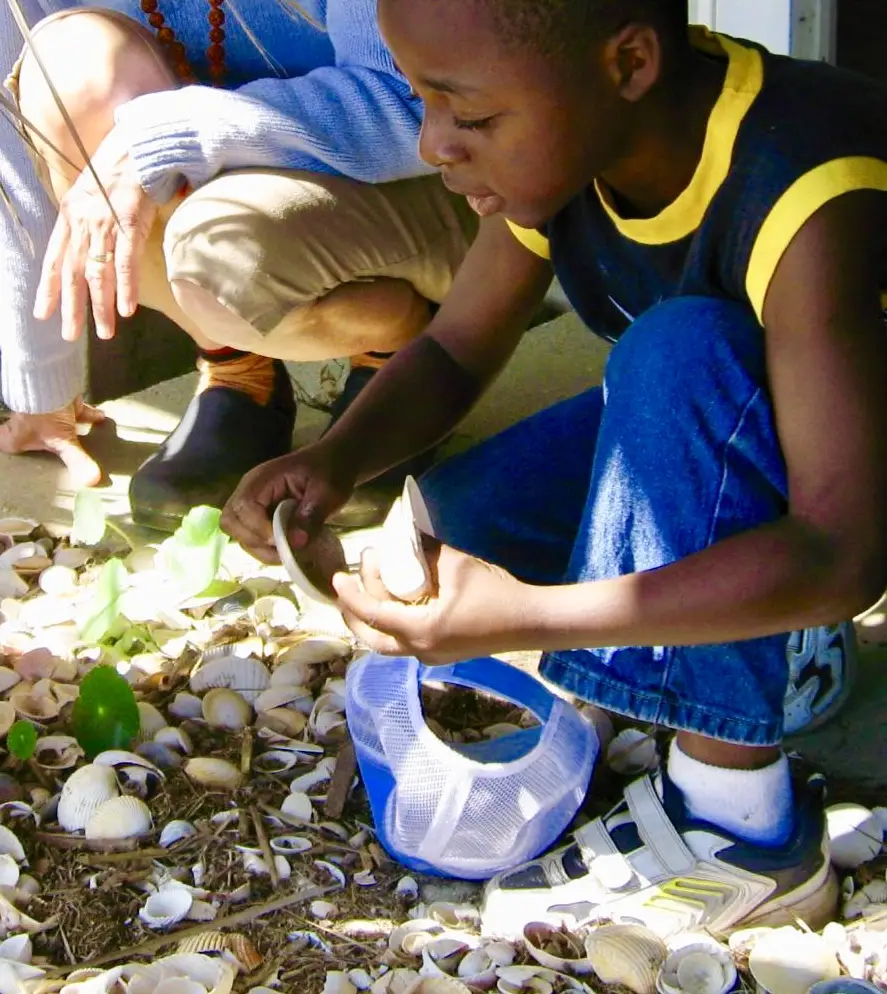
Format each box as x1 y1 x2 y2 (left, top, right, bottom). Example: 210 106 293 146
333 543 535 665
0 398 105 487
221 444 357 564
34 124 157 342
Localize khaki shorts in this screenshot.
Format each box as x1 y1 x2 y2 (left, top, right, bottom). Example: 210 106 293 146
7 9 478 352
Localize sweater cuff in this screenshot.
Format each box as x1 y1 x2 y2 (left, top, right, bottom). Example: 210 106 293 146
115 92 208 203
1 345 86 415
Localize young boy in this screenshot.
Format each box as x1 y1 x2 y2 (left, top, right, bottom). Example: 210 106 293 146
222 0 887 938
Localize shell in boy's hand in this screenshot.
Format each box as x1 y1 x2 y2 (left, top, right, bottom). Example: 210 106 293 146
377 476 435 603
273 499 347 606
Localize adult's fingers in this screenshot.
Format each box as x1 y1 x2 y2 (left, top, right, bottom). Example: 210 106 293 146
60 240 89 344
33 213 71 323
115 211 147 319
85 235 118 341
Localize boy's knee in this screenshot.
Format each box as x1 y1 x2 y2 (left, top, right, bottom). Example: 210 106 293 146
606 296 766 399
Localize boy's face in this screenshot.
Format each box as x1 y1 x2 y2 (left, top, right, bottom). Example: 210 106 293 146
380 0 632 229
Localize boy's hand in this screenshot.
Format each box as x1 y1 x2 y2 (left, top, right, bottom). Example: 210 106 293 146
221 443 356 564
333 543 534 664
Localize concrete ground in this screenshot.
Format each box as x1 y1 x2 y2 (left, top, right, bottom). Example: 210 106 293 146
0 311 884 794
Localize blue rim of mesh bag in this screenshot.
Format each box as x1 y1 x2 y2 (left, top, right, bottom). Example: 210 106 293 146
345 653 598 880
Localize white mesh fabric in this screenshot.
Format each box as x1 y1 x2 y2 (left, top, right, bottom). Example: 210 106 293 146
346 653 597 878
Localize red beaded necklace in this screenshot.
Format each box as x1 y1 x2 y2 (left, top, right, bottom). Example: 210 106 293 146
140 0 227 85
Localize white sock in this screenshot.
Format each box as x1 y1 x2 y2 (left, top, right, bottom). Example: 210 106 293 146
667 741 794 846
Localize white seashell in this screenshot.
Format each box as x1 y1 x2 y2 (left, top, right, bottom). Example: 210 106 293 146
606 728 659 776
496 966 553 994
190 654 271 705
826 804 884 868
138 888 193 929
371 971 422 994
85 796 152 840
17 874 41 896
54 547 90 569
202 687 252 731
0 702 15 738
309 693 348 744
396 876 420 903
748 927 840 994
9 683 59 722
0 543 39 569
871 807 887 835
0 855 20 887
169 693 204 720
0 518 38 538
34 735 84 770
38 565 77 596
406 978 472 994
0 827 25 867
288 756 337 793
270 835 312 855
257 707 308 737
153 979 206 994
378 478 434 603
523 922 593 974
820 922 847 951
323 972 357 994
354 870 376 887
584 924 668 994
348 970 375 992
0 669 21 694
426 902 481 929
136 741 183 771
389 920 445 959
253 750 301 775
862 879 887 903
315 859 347 888
250 595 300 632
270 659 314 687
154 726 193 754
457 947 497 987
727 927 773 957
278 634 352 667
184 758 244 790
160 820 197 848
657 942 736 994
282 790 314 822
422 937 472 976
136 702 167 742
242 852 272 877
0 933 32 962
58 764 120 833
275 854 292 881
311 900 338 919
93 749 164 776
0 570 28 600
254 684 314 714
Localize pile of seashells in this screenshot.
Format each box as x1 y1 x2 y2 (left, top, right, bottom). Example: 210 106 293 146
1 513 887 994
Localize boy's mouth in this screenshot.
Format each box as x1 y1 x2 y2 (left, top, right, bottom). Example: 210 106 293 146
442 175 504 217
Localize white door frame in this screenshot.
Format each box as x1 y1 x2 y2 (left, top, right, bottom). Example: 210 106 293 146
688 0 837 62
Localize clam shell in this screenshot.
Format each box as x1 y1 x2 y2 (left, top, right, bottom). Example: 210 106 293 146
277 634 352 667
14 648 59 681
396 876 420 903
54 547 91 569
657 941 737 994
34 735 84 770
0 669 21 695
190 655 270 705
0 826 25 864
256 707 308 737
310 900 338 919
94 750 164 778
323 972 357 994
202 688 252 731
0 702 16 738
0 518 38 538
253 750 301 775
9 683 59 723
270 835 312 855
136 741 183 771
273 501 346 606
371 971 421 994
378 479 433 603
169 693 205 720
84 796 152 840
184 758 243 791
160 820 197 848
139 888 193 929
250 595 300 632
137 702 167 741
404 980 472 994
154 726 193 754
421 937 472 976
584 924 668 994
281 790 314 822
38 565 77 596
0 570 28 600
309 693 347 744
606 728 659 776
270 659 314 687
0 543 39 569
58 764 120 833
0 854 20 887
524 922 593 974
254 684 314 714
826 804 883 869
748 927 841 994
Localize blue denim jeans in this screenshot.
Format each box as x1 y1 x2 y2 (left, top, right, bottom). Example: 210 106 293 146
421 296 793 746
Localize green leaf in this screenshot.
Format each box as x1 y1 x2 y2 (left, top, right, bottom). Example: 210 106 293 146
156 506 229 601
7 721 37 761
71 490 107 547
72 665 139 759
80 558 129 643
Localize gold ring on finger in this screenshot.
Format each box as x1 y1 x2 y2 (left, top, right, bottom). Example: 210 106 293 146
88 251 114 264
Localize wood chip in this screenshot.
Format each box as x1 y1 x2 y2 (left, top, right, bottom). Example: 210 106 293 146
323 736 356 820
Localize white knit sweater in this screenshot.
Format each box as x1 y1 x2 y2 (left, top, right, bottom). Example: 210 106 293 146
0 0 427 413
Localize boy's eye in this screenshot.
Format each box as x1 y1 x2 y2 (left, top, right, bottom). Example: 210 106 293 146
453 115 494 132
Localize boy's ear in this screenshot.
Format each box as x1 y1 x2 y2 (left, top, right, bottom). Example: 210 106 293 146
602 23 663 102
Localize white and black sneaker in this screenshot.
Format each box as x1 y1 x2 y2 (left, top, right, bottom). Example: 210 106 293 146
784 623 857 737
481 772 838 941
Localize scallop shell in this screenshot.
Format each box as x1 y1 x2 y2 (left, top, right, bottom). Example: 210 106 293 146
85 796 152 840
176 932 262 972
139 888 193 929
154 726 193 754
202 688 252 731
160 821 197 848
137 702 167 741
657 941 737 994
169 693 205 720
826 804 883 869
378 479 434 603
748 927 841 994
584 924 668 994
58 764 120 833
34 735 84 770
0 702 16 738
250 595 300 632
606 729 659 776
184 758 244 791
190 655 270 705
0 570 28 600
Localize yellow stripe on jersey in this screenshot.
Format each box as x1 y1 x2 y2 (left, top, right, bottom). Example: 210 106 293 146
506 220 551 259
747 156 887 324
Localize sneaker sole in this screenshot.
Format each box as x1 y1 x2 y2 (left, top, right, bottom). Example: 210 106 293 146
785 626 859 739
722 865 840 936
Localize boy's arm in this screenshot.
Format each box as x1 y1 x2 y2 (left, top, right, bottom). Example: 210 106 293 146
336 192 887 664
222 215 552 557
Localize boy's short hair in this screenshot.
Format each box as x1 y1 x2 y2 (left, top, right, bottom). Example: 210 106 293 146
484 0 689 57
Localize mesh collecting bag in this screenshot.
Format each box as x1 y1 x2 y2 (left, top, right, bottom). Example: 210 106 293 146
345 653 599 880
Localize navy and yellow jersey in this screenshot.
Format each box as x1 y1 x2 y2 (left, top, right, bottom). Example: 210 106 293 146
508 28 887 342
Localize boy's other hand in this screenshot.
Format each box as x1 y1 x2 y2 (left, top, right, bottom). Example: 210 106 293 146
221 444 356 564
333 543 535 665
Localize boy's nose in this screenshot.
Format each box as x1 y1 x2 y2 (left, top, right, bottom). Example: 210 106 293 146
419 118 468 168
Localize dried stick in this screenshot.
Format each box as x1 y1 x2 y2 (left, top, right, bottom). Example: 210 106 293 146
250 805 279 888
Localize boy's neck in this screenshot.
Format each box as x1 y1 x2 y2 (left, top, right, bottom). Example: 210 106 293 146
598 49 728 220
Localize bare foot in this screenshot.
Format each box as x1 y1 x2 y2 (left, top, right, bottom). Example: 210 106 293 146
0 397 106 488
